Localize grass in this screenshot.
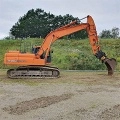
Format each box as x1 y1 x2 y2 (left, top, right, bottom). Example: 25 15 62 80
0 38 120 70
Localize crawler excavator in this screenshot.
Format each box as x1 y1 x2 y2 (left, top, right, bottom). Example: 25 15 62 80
4 15 117 79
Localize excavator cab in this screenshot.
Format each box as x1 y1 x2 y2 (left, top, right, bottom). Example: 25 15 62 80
32 46 52 63
32 46 40 54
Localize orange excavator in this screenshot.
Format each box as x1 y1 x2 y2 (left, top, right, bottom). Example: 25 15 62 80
4 15 117 78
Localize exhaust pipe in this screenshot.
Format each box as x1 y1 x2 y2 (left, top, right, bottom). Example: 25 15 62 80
95 50 117 75
103 58 117 75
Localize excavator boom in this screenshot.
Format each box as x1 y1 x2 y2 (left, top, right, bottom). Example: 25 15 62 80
4 15 117 78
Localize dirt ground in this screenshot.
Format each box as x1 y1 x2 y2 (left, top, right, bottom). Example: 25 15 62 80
0 70 120 120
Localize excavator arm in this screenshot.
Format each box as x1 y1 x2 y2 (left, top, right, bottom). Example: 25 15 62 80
36 15 100 59
36 23 89 59
36 15 116 75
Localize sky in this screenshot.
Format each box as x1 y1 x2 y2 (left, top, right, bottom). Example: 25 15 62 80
0 0 120 39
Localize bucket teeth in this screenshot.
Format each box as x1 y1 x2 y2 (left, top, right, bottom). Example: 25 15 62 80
103 58 117 75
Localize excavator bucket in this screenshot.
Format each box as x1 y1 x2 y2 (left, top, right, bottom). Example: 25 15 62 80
104 58 117 75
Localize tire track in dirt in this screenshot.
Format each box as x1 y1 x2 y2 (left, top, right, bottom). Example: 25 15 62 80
2 93 73 115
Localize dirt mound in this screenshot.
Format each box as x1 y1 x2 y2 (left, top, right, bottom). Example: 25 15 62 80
3 93 73 115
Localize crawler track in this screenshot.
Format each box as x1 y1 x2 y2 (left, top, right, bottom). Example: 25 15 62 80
7 66 60 79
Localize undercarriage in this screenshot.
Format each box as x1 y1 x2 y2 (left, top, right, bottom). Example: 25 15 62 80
7 65 60 79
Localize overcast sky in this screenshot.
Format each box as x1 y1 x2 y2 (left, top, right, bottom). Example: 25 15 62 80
0 0 120 39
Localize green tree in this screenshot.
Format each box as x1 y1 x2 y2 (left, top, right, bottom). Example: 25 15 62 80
99 29 112 38
10 8 88 39
99 27 119 39
111 27 119 39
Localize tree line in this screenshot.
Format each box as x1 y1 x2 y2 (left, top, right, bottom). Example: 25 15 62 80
10 8 87 39
99 27 119 39
9 8 119 40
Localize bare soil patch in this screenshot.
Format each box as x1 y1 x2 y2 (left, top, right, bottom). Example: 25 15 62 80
98 104 120 120
0 70 120 120
3 93 73 115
